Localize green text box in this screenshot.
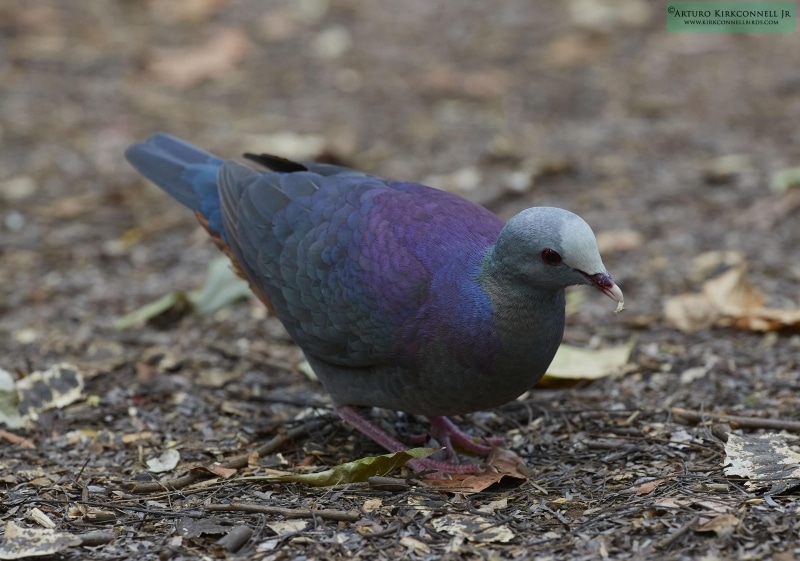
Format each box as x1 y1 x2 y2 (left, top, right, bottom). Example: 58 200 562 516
667 2 796 32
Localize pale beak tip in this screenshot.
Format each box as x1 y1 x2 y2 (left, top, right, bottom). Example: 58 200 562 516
610 283 625 313
586 272 625 313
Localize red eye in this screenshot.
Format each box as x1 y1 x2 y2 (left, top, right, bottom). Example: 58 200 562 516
541 248 562 265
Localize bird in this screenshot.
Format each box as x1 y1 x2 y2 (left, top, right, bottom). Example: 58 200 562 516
125 133 624 475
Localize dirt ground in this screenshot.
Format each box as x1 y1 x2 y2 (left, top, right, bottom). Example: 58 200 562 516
2 1 800 559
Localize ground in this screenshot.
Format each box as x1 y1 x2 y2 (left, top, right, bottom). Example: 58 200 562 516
2 1 800 559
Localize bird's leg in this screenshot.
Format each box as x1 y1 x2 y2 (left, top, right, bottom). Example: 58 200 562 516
333 405 486 475
426 416 505 457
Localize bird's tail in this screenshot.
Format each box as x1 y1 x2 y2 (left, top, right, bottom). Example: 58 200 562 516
125 133 225 234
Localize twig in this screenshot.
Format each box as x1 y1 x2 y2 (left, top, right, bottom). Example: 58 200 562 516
128 417 329 493
362 521 403 539
217 525 253 552
656 514 699 550
206 502 360 522
537 501 570 531
78 530 116 547
30 498 206 518
671 408 800 432
0 429 35 449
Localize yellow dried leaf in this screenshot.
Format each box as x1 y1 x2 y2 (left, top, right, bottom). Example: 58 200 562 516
538 339 634 386
665 263 800 332
240 448 436 486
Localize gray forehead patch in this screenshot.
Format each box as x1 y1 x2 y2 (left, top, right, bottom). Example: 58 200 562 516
556 212 606 275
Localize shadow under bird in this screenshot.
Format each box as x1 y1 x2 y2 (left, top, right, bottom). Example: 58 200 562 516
125 134 624 475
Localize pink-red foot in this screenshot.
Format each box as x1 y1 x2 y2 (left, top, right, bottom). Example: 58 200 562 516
426 416 505 458
333 406 502 476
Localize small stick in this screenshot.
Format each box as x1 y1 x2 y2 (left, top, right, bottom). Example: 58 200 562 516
0 429 35 449
78 530 116 547
656 515 699 550
206 502 360 522
128 418 329 493
671 408 800 432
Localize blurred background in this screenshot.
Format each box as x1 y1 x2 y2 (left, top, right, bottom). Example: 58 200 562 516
2 0 799 319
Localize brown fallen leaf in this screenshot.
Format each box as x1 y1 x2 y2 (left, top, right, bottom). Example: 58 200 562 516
636 477 668 495
399 536 432 555
147 28 251 87
693 513 739 539
0 429 35 449
189 463 238 479
665 263 800 333
664 293 718 333
423 447 528 493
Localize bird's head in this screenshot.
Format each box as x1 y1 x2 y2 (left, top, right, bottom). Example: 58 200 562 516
490 207 624 311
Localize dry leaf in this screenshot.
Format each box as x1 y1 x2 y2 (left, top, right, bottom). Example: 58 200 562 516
399 536 431 555
724 433 800 491
362 498 382 513
424 447 528 493
241 448 436 486
703 264 765 314
266 520 308 536
477 498 508 514
178 517 237 538
0 521 81 560
17 363 84 424
147 28 251 87
115 256 251 329
665 263 800 332
25 508 55 529
538 339 634 386
636 477 667 495
206 463 238 479
693 513 739 539
664 293 718 332
432 514 514 543
689 250 745 282
146 448 181 473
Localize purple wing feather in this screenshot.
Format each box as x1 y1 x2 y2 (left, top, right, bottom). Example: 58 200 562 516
218 169 503 369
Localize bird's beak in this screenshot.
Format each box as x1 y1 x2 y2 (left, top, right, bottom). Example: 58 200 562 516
587 272 625 313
